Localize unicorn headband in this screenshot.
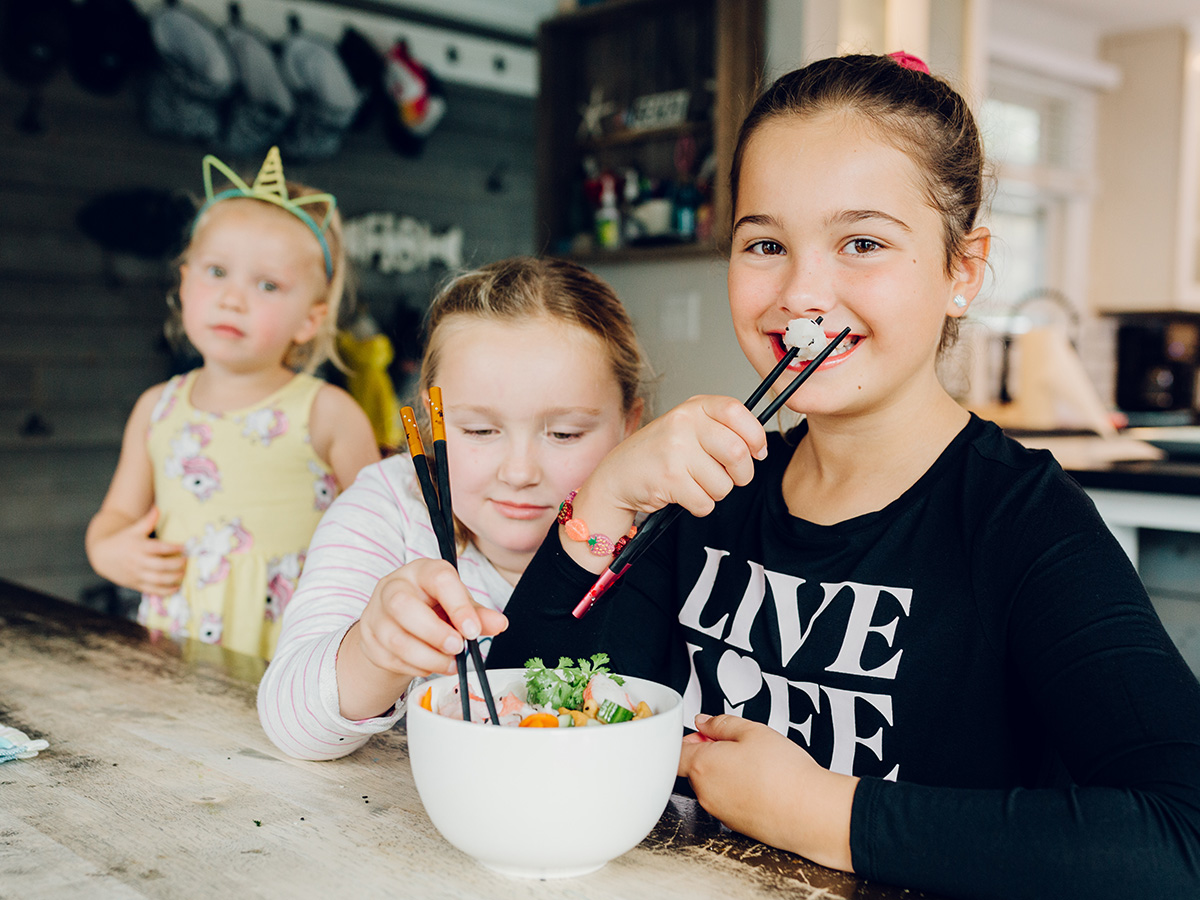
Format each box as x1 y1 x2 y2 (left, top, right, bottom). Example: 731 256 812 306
194 146 337 280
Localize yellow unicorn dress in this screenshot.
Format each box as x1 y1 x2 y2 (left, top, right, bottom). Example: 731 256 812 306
139 370 336 660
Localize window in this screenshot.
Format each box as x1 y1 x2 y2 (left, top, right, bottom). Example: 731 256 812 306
978 64 1094 315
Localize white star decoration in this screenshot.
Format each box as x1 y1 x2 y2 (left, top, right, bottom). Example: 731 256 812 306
578 86 618 140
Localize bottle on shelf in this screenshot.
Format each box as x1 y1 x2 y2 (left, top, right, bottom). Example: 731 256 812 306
594 173 622 250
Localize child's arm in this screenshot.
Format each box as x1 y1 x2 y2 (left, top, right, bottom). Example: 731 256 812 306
563 394 767 573
258 457 506 760
679 714 859 872
85 385 186 595
309 384 381 490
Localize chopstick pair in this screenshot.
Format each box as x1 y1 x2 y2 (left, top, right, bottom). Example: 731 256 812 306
400 389 500 725
571 321 853 618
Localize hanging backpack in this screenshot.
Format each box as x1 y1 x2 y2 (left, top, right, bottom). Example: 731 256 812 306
0 0 70 132
141 1 236 143
221 5 293 157
67 0 154 96
278 16 361 161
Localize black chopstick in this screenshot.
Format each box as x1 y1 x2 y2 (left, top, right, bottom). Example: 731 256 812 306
572 323 851 618
428 388 500 726
401 405 471 722
743 316 819 411
756 327 851 423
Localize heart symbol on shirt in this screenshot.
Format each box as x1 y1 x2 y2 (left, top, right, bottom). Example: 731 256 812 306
716 649 763 707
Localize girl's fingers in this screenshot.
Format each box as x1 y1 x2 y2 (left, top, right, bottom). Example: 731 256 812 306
146 553 186 573
358 611 457 676
369 559 505 675
145 538 186 556
702 395 769 454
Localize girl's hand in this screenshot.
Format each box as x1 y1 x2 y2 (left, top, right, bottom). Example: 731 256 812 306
679 713 859 873
335 558 508 720
88 507 186 595
591 394 767 519
558 396 766 574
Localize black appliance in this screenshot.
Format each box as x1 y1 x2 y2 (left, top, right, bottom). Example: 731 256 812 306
1115 320 1198 417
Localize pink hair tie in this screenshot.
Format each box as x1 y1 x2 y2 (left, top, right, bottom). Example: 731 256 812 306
888 51 930 74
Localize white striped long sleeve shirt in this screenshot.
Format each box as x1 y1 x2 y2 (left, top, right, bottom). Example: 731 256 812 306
257 454 513 760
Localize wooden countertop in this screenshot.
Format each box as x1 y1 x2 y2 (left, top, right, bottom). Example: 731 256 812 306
0 580 937 900
1064 457 1200 496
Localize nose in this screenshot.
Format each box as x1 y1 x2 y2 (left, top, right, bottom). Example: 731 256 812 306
779 248 832 318
218 282 247 311
496 436 541 489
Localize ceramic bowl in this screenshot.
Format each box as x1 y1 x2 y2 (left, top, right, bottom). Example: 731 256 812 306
406 668 684 878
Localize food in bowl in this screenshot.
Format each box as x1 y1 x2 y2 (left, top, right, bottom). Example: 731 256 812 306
421 653 654 727
406 665 684 878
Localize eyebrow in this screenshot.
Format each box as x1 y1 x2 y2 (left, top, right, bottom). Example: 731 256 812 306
732 209 912 234
828 209 912 231
448 405 604 418
732 213 777 234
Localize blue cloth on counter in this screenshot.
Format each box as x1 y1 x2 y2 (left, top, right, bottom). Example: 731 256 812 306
0 724 49 762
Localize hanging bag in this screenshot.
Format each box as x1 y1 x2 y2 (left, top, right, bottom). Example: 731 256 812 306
141 2 236 143
221 6 293 157
278 16 361 161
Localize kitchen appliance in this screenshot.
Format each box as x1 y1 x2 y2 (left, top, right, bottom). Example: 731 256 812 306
1115 320 1198 421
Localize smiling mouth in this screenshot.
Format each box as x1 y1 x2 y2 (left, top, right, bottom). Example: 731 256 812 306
211 324 244 338
774 332 859 365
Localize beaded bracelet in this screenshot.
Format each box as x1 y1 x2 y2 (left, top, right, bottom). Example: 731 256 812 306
557 489 637 557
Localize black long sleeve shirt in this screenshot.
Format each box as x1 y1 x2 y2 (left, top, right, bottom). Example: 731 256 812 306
488 415 1200 900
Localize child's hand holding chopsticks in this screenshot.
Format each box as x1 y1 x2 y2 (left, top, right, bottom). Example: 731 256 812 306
555 393 768 575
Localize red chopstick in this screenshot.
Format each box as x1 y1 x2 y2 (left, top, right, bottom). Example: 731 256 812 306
572 324 852 618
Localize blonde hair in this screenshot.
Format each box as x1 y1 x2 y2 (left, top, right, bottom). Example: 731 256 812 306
412 257 650 548
166 181 351 374
418 257 649 415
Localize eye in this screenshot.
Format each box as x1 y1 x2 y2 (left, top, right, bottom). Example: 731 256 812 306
548 430 584 443
206 265 225 278
843 237 883 256
746 239 785 256
257 280 279 293
460 427 498 439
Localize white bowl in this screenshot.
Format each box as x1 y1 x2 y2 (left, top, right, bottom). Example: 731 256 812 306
406 668 684 878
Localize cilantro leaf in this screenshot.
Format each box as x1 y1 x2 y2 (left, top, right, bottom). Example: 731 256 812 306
523 653 621 710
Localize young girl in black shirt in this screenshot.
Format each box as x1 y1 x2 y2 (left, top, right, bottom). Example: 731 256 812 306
439 54 1200 898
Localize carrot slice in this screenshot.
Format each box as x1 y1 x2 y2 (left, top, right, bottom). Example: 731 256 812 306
420 686 433 711
518 712 560 728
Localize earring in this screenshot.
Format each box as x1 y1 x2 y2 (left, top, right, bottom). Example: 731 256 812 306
953 294 967 308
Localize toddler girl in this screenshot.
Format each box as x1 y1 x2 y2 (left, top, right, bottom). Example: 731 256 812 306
258 257 647 757
473 55 1200 898
86 147 380 661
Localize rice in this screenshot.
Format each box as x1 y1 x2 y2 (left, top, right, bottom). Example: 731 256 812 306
783 318 826 360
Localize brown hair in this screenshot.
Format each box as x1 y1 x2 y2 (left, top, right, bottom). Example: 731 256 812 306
166 181 351 374
418 256 648 416
729 54 987 351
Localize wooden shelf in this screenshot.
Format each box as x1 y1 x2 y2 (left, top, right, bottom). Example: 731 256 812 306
553 239 722 265
535 0 764 260
579 121 709 152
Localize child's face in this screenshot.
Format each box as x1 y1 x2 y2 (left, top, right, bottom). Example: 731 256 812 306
433 315 641 580
727 111 985 419
179 200 328 374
